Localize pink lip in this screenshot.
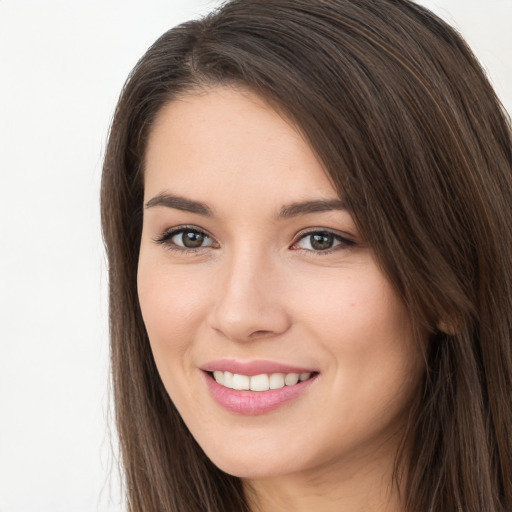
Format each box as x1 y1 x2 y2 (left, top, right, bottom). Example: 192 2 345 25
201 361 319 415
201 359 316 376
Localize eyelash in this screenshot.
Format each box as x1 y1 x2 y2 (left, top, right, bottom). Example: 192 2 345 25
154 225 356 255
154 225 218 254
291 229 356 255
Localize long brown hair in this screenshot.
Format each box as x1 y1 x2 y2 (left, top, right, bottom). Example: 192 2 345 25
101 1 512 510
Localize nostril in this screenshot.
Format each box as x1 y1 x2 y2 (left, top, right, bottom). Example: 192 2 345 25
248 330 274 339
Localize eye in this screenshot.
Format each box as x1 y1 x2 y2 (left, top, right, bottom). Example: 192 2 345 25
155 226 217 251
293 230 354 252
172 230 213 248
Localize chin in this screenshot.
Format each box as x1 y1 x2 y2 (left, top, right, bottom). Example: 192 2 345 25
209 454 292 479
198 436 303 479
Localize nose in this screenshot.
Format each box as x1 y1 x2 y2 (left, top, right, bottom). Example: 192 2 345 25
208 249 292 342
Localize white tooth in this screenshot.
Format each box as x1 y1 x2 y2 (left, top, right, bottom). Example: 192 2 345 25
213 370 224 385
223 371 234 389
250 374 270 391
232 373 250 390
269 373 285 389
284 373 299 386
299 372 311 382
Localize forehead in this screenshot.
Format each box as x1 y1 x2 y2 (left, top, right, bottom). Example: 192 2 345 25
143 86 339 206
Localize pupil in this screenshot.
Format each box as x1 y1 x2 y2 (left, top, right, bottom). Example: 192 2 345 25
311 233 333 250
183 231 204 248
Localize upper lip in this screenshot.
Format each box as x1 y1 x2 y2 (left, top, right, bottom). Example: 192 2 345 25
200 359 317 376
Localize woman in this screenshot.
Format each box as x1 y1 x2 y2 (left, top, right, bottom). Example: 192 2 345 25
101 0 512 510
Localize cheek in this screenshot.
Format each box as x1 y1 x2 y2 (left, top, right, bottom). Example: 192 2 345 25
137 258 211 364
295 267 411 345
294 266 421 395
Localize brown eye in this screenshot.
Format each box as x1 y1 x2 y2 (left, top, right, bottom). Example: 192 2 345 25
175 231 207 248
154 225 219 253
167 229 214 249
294 231 352 252
309 233 335 250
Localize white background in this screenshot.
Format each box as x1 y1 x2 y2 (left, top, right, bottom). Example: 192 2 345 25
0 1 510 511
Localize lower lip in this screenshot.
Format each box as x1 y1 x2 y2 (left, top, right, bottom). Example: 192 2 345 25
203 372 318 415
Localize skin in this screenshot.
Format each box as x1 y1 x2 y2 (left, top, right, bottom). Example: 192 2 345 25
137 86 425 512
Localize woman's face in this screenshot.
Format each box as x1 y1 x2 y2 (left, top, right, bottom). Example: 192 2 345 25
138 86 424 480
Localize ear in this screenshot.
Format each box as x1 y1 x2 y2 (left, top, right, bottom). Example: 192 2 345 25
437 319 456 336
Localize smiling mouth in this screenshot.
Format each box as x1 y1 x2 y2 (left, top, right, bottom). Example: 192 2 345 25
208 371 316 391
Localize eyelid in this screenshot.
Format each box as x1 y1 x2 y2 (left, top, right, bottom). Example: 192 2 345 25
291 227 356 252
153 225 355 254
154 225 219 250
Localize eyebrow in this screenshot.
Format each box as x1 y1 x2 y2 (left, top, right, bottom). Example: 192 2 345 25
145 193 213 216
279 199 346 218
145 193 346 218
